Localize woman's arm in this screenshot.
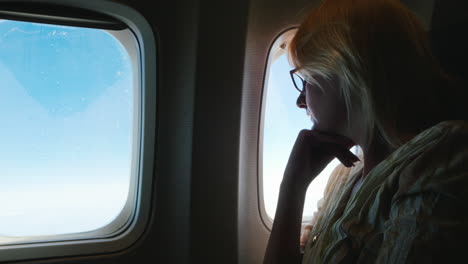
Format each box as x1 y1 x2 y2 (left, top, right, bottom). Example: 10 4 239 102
263 180 308 264
263 130 358 264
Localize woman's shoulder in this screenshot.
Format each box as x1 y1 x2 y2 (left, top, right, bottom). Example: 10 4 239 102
383 120 468 163
403 119 468 164
393 120 468 200
431 119 468 134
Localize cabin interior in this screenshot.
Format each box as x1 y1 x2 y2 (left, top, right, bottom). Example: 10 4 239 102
0 0 466 263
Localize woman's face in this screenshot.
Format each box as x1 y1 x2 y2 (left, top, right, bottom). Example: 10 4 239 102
296 74 350 135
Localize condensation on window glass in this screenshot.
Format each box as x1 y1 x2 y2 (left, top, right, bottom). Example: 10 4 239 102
262 53 357 222
0 19 135 241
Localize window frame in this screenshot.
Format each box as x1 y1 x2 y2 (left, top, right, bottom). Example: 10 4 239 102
0 0 156 262
258 28 298 231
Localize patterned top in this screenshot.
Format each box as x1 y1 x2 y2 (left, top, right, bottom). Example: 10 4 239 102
302 120 468 263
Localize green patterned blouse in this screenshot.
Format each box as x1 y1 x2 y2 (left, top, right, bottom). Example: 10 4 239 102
302 120 468 263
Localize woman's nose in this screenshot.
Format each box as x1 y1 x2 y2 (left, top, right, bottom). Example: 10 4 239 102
296 93 307 109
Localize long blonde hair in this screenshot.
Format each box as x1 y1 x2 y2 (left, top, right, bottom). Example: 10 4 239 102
289 0 450 148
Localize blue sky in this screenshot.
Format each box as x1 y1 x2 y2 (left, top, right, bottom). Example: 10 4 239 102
0 19 134 239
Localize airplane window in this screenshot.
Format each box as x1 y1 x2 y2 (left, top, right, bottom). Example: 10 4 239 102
262 50 358 224
0 19 137 244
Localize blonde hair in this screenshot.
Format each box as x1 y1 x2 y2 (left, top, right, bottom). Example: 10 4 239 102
289 0 448 148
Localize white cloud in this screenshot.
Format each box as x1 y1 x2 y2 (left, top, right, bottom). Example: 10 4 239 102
48 30 68 37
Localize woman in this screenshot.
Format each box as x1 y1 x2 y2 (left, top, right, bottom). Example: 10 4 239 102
264 0 468 263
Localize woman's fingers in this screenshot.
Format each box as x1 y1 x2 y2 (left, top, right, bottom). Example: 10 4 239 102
311 130 356 148
329 145 360 167
283 129 360 189
299 129 360 167
306 130 359 161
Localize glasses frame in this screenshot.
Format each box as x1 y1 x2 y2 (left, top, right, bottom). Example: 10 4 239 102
290 69 306 93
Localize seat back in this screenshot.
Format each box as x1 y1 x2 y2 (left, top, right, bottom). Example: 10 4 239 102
429 0 468 117
430 0 468 84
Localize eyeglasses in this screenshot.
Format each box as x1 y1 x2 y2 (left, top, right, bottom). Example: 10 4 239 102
290 69 306 93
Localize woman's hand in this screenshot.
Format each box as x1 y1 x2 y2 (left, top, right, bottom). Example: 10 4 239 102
264 129 359 264
282 129 359 192
300 224 313 251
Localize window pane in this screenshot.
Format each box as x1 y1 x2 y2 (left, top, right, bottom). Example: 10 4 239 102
0 19 135 242
262 53 353 221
